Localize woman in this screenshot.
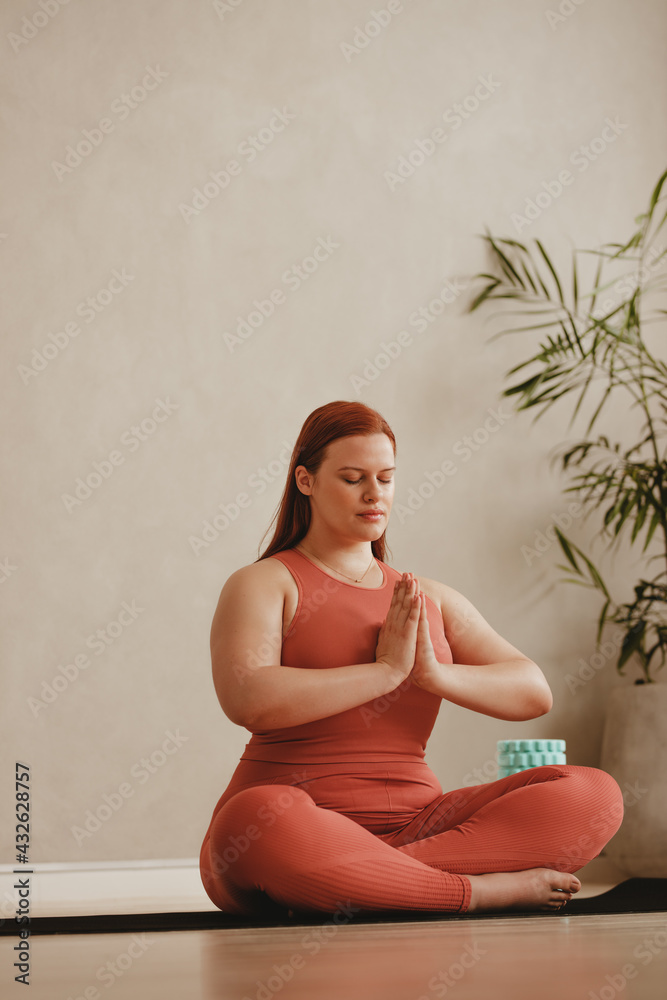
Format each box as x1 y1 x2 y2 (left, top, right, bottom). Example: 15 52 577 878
199 400 623 916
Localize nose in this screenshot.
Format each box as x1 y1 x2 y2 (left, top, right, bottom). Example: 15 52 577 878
363 479 384 502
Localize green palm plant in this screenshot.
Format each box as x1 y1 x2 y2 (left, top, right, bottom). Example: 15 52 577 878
468 167 667 683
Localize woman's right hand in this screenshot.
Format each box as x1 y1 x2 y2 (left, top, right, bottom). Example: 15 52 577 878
375 573 420 686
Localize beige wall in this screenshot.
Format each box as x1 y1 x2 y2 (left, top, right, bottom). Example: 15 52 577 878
2 0 666 864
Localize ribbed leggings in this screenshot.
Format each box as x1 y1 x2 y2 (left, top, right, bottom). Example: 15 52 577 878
199 760 624 915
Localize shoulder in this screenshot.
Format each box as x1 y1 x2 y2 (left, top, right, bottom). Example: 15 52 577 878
415 574 531 665
220 555 296 600
414 575 476 629
210 556 297 645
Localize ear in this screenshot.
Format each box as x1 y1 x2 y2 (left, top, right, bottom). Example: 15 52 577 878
294 465 314 496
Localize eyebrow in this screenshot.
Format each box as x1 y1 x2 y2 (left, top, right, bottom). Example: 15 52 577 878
337 466 396 472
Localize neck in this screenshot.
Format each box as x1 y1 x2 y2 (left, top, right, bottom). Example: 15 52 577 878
298 531 372 561
296 533 377 581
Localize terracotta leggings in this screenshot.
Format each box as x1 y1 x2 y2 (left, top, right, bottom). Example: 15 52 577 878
199 759 624 915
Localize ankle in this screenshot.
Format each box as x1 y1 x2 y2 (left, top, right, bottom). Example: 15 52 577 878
464 874 483 913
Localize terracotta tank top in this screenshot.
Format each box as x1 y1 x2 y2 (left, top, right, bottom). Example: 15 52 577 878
239 548 453 764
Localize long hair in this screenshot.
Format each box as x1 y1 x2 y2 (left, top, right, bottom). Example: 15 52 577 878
257 400 396 563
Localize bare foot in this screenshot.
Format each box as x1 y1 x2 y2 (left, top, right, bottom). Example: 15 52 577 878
466 869 582 913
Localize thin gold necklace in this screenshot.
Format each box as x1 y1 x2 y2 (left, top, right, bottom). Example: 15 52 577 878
297 544 376 583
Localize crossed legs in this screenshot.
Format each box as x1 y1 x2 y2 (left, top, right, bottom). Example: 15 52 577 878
199 764 623 916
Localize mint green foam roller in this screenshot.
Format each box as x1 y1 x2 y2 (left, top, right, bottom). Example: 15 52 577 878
496 739 566 777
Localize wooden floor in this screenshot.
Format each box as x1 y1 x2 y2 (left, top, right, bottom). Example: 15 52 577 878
3 859 666 999
4 912 667 999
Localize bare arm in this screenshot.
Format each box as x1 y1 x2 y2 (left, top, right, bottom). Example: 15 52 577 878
211 564 421 731
413 578 553 721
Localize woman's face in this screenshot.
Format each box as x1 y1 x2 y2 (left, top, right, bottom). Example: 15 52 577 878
295 433 396 543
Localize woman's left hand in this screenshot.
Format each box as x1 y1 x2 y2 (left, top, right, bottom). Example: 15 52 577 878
410 591 444 692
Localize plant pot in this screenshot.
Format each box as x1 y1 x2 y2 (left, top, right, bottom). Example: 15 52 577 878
599 683 667 877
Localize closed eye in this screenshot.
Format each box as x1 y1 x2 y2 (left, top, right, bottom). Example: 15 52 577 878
344 478 393 485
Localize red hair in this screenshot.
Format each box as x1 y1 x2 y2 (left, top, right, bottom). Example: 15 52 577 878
257 400 396 562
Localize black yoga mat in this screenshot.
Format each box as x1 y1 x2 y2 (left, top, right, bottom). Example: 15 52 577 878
5 878 667 936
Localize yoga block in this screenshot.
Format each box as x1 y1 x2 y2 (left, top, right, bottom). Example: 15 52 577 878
496 739 566 777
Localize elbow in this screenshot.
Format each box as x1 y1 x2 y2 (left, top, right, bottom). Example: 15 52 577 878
214 679 257 731
529 692 553 719
223 703 256 730
513 662 553 720
220 692 261 730
526 675 553 719
221 691 271 731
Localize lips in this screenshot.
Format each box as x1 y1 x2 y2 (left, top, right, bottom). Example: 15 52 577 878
358 511 384 518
